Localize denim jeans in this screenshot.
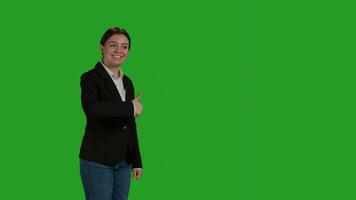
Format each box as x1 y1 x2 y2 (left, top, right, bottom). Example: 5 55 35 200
80 159 132 200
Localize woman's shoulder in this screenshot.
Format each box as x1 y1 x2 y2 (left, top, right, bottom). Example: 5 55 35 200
80 62 103 80
81 68 96 79
123 74 134 86
123 74 132 81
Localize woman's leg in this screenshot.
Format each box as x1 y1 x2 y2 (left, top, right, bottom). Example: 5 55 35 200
111 160 132 200
80 159 114 200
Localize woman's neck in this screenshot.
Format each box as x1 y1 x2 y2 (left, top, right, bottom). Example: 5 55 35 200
102 60 120 79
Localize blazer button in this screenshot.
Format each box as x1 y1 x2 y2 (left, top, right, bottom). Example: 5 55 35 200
123 126 127 130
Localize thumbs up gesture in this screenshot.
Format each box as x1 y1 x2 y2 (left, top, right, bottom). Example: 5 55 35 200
133 93 143 116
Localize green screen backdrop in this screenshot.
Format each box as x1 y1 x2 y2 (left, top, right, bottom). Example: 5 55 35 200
0 0 355 199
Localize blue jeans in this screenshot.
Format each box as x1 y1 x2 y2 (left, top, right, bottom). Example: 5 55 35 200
80 159 132 200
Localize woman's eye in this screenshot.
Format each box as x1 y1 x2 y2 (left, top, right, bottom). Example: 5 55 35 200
109 44 116 47
123 46 128 49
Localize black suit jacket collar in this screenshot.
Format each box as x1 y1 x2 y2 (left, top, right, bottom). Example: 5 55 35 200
94 61 130 102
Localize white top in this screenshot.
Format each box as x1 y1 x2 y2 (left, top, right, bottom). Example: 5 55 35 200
100 61 126 102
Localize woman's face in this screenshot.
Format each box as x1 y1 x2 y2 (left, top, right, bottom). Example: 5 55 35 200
100 34 130 68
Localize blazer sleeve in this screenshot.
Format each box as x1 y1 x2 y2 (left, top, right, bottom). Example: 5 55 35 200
130 119 143 168
80 74 134 118
127 78 143 168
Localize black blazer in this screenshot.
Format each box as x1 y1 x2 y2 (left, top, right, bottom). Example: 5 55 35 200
79 62 142 168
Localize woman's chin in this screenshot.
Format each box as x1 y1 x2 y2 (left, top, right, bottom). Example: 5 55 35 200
107 60 123 67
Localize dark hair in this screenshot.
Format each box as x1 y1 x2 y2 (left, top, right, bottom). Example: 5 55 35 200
100 27 131 50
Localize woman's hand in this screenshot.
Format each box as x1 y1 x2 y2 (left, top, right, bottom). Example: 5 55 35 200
132 168 143 180
133 93 143 116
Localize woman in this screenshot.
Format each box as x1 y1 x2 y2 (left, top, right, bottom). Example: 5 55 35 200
79 27 143 200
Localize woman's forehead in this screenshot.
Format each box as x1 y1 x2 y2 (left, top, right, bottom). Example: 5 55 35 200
107 34 129 43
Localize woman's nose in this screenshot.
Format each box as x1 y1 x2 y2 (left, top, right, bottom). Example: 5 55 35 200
115 46 123 52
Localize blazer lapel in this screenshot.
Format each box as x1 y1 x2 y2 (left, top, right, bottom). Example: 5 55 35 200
95 62 123 102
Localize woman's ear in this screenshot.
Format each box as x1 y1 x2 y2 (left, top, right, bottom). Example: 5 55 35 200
99 45 104 53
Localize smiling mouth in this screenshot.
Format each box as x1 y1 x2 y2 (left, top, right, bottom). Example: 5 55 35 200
112 55 123 59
